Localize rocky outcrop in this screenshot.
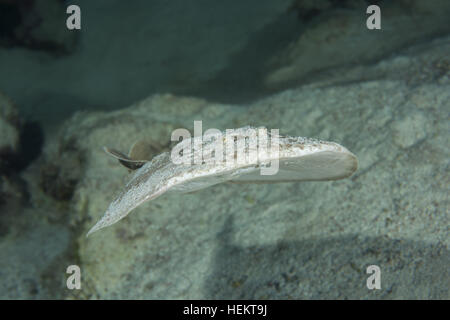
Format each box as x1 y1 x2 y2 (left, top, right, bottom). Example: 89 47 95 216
38 35 450 299
266 0 450 88
0 92 20 173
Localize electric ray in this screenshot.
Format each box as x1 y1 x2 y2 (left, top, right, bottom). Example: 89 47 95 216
87 127 358 236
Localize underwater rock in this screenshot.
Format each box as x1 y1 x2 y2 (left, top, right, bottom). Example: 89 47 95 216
0 93 44 174
0 92 44 212
0 220 70 299
0 0 78 54
391 111 430 149
0 91 21 174
40 36 449 299
0 173 28 236
266 0 450 88
39 153 81 202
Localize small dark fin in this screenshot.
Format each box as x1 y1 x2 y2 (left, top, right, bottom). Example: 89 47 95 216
104 147 132 161
119 160 146 170
103 146 147 170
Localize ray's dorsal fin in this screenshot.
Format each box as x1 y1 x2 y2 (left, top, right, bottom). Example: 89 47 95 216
128 140 157 162
103 146 133 161
103 146 148 170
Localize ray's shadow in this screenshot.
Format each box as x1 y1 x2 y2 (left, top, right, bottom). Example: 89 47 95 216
204 216 449 299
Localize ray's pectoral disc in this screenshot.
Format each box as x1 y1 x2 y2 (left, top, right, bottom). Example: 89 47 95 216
88 127 358 236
